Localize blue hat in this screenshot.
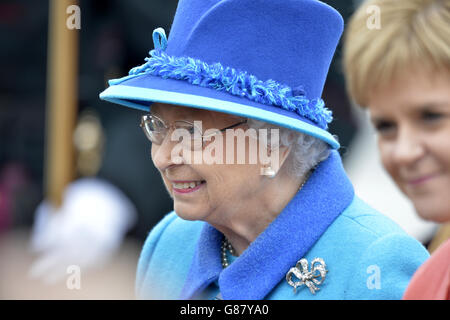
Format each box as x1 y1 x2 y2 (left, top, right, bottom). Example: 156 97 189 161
99 0 344 149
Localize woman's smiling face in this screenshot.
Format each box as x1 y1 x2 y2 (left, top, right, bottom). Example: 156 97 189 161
368 68 450 223
149 103 268 224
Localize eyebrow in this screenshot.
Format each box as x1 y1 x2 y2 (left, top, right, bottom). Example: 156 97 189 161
404 103 449 119
407 101 450 113
371 101 449 119
149 111 199 124
370 116 393 126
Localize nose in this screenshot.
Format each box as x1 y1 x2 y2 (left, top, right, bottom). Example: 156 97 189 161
151 132 184 171
392 127 425 166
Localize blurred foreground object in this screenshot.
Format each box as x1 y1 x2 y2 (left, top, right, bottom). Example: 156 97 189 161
29 178 137 284
73 109 105 177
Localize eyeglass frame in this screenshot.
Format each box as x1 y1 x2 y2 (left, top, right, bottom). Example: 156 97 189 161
140 113 248 148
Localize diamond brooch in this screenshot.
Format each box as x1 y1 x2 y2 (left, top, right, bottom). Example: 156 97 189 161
286 258 328 294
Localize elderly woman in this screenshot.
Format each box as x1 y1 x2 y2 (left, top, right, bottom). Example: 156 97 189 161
100 0 428 299
344 0 450 299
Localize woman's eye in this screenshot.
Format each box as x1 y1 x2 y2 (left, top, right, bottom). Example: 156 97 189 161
421 110 443 122
179 125 198 135
374 121 395 134
187 127 196 134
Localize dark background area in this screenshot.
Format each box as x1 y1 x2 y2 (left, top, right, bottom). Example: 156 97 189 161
0 0 357 243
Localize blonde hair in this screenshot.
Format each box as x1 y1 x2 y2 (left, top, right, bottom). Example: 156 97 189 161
343 0 450 107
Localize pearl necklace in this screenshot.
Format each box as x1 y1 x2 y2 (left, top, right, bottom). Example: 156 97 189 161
221 237 236 268
221 167 316 269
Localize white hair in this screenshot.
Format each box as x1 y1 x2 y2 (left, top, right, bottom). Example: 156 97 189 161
246 118 331 178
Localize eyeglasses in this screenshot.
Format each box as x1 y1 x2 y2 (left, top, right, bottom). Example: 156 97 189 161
140 114 248 151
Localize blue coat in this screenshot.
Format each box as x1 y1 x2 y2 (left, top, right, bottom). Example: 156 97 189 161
136 151 429 299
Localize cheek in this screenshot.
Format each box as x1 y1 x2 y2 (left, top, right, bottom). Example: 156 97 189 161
229 164 261 195
207 164 260 196
432 132 450 172
378 140 407 193
378 141 396 175
150 144 161 167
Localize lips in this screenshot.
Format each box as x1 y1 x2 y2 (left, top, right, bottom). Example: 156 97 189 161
406 173 438 186
171 180 206 194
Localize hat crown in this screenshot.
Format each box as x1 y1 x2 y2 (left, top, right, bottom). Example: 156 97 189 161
99 0 344 149
165 0 344 99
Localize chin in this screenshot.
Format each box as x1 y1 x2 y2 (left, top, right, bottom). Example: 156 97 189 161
173 202 208 221
412 198 450 223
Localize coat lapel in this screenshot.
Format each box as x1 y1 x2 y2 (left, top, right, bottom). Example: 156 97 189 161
180 150 354 299
179 223 222 299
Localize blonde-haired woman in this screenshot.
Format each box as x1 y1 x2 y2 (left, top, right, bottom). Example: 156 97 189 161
344 0 450 299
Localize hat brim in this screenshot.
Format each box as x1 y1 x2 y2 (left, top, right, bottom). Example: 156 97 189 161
99 74 340 149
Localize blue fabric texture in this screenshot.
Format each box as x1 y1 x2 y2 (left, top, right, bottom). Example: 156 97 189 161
99 0 344 148
135 152 429 300
99 84 340 149
110 46 332 130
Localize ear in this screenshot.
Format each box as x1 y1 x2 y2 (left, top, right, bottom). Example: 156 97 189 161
276 144 292 171
279 144 292 166
264 144 292 174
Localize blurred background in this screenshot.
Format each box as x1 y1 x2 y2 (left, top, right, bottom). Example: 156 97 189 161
0 0 438 299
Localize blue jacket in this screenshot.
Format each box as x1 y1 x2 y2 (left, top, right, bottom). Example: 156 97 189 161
136 151 429 299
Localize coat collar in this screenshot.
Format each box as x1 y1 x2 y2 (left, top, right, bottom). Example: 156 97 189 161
179 150 354 299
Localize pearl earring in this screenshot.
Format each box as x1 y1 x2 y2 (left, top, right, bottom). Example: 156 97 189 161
261 166 276 178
